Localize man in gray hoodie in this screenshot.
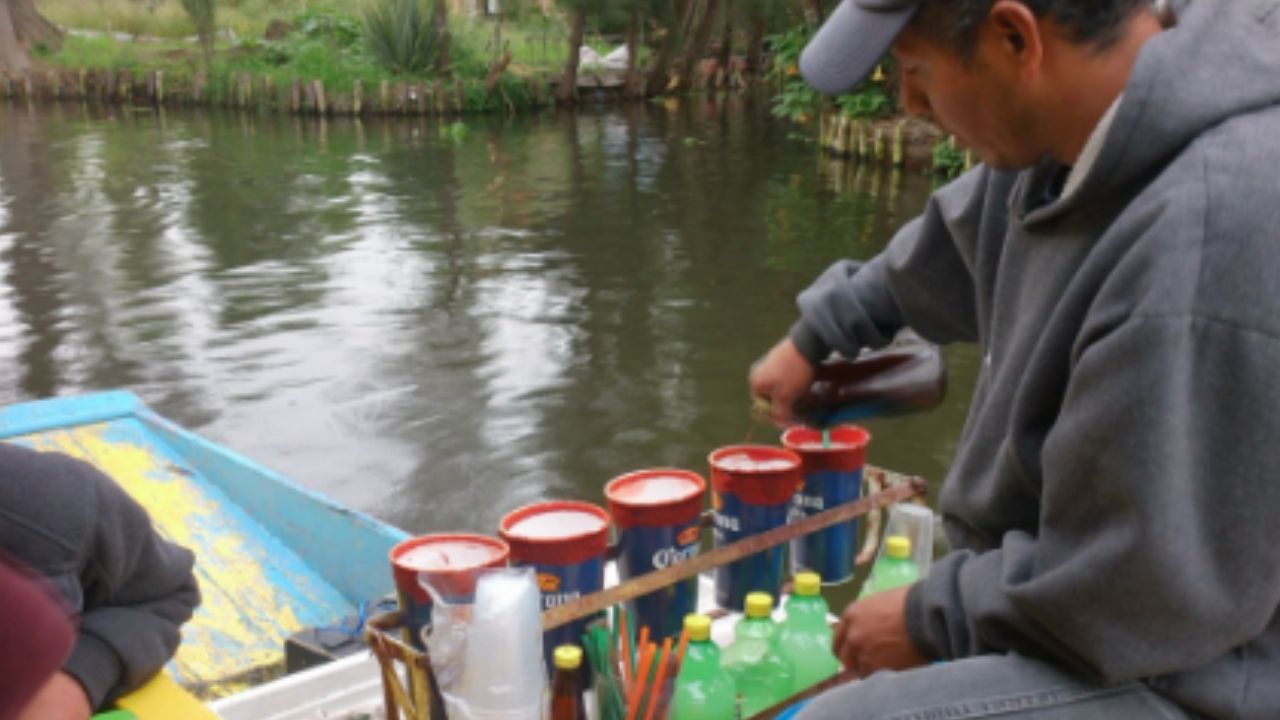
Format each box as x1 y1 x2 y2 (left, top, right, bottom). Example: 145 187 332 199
0 443 200 718
749 0 1280 718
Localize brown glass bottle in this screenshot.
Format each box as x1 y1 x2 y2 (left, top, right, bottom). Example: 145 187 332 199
794 334 947 428
550 645 586 720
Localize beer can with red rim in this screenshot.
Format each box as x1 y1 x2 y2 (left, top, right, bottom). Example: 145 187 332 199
388 533 510 648
605 468 705 640
782 425 871 584
499 500 611 674
708 445 803 611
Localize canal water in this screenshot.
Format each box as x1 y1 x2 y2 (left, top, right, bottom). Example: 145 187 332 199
0 98 977 580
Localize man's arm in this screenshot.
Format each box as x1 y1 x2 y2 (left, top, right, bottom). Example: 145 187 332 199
751 166 1007 423
58 456 201 710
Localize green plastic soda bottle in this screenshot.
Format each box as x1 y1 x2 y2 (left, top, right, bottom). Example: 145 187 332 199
859 535 920 598
778 572 840 689
671 614 737 720
721 592 795 717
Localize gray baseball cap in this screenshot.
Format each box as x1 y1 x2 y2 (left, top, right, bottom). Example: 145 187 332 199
799 0 924 95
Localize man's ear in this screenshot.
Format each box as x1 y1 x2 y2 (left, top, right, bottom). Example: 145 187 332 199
985 0 1044 78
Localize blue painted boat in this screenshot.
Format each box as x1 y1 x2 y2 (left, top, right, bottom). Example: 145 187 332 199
0 391 409 701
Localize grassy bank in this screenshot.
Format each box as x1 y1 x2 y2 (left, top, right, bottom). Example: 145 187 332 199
32 2 620 114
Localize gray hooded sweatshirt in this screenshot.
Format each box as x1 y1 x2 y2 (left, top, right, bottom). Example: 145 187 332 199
788 1 1280 717
0 443 199 709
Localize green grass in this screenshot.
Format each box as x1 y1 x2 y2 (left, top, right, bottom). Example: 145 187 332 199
39 8 550 111
41 0 350 39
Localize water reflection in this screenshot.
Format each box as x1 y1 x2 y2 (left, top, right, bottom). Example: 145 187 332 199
0 99 976 538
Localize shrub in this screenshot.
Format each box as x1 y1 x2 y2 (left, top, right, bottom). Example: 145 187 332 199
363 0 442 74
932 136 967 178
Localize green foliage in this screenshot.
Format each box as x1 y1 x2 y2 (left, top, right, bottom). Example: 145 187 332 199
767 24 895 124
363 0 444 74
835 85 890 119
931 136 967 179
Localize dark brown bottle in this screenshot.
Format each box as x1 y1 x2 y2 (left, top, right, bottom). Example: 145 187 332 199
550 645 586 720
794 333 947 428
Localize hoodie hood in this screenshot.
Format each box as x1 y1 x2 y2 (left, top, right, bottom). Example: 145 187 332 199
1075 0 1280 202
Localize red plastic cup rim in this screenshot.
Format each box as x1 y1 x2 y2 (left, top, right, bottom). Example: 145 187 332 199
389 533 510 603
605 468 706 508
707 445 803 474
782 425 871 453
497 500 612 544
498 500 611 566
605 468 706 529
707 445 803 506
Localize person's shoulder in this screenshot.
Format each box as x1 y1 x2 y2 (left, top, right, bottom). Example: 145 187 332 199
0 444 109 525
1135 106 1280 339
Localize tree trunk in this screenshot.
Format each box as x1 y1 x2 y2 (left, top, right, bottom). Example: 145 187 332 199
557 6 585 105
717 0 733 70
433 0 452 76
643 0 689 97
803 0 823 24
0 0 63 74
642 25 679 97
674 0 719 91
623 10 642 100
745 11 765 77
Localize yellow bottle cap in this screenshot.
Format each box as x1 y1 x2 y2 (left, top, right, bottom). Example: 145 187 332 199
553 645 582 670
745 592 773 618
885 535 912 559
684 614 712 642
794 572 821 596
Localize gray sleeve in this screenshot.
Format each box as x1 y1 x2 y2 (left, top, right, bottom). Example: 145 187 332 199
792 165 999 361
905 315 1280 682
62 461 200 709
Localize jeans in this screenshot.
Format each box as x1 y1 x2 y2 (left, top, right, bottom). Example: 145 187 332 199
794 654 1197 720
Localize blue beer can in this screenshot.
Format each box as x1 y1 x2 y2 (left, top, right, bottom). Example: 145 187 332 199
499 500 611 676
783 425 871 584
605 469 706 640
708 445 803 611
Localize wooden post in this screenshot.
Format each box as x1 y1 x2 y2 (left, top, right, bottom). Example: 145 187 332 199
238 73 252 108
103 69 117 103
352 79 363 115
116 70 131 103
379 80 391 113
76 70 86 101
193 71 207 105
262 76 275 110
891 120 905 167
46 69 60 101
434 80 447 114
873 127 885 164
289 79 302 113
857 121 868 160
423 83 435 116
835 116 852 158
312 80 326 115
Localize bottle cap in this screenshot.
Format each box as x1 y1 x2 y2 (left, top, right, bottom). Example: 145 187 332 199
553 644 582 670
683 614 712 642
794 572 822 596
885 535 912 559
744 592 773 618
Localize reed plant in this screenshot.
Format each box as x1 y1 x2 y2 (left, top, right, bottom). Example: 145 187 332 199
363 0 442 74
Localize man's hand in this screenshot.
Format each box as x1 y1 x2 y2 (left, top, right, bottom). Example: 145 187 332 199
748 338 815 427
17 671 92 720
833 585 930 677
